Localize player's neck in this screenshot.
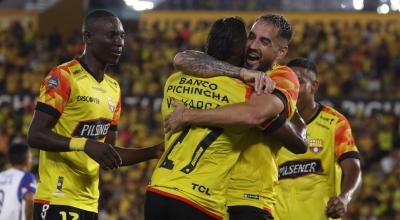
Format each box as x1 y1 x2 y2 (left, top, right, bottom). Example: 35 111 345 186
79 54 105 82
300 100 320 123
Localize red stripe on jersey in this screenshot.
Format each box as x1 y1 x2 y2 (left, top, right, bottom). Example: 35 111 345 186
245 85 253 101
263 207 273 216
147 187 223 220
34 199 50 204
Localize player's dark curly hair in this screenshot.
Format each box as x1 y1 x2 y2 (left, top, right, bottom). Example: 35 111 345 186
205 17 247 63
8 143 29 165
256 14 293 43
287 57 318 75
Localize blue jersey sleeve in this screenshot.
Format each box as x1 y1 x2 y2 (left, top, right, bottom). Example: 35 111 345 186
17 172 37 203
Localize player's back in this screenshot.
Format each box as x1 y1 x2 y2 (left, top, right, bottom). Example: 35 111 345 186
0 168 33 220
275 105 359 220
149 72 251 218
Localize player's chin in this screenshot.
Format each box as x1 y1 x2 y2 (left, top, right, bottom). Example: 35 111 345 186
108 57 121 65
245 59 260 70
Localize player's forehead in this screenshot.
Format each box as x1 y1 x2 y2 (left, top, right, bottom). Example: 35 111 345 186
91 16 124 34
292 66 314 81
249 20 279 39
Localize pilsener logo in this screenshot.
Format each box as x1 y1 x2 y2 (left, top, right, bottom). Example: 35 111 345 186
73 119 111 139
278 159 323 179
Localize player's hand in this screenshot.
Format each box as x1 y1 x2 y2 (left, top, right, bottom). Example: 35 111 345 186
153 142 165 159
164 101 187 139
325 195 349 219
239 68 275 95
84 140 122 170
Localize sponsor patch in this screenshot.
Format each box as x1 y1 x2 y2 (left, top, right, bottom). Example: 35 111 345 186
47 76 59 89
278 159 323 179
73 119 112 139
244 194 259 200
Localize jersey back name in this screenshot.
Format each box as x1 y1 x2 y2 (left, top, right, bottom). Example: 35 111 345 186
149 72 251 217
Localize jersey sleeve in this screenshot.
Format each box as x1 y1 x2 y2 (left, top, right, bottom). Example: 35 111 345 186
334 115 360 163
259 66 299 131
269 66 300 119
110 95 121 131
36 67 72 118
17 173 37 203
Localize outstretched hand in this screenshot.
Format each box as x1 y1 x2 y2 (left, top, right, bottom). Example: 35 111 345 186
164 101 188 139
84 140 122 170
240 68 275 95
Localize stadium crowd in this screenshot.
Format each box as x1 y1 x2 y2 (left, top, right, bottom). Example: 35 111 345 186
0 18 400 219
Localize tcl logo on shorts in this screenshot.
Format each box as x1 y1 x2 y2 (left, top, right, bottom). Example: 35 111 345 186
76 96 100 104
73 119 111 139
278 159 323 179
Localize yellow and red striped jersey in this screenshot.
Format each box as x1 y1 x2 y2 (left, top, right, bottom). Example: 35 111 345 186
275 105 360 220
35 59 121 213
226 65 299 215
149 72 252 219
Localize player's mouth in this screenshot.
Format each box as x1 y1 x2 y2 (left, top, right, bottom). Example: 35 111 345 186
111 51 122 57
246 51 261 67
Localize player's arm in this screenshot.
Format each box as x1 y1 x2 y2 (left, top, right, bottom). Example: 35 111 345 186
166 91 283 133
326 117 362 218
174 50 274 94
269 110 307 154
28 110 122 170
24 192 34 220
326 158 362 218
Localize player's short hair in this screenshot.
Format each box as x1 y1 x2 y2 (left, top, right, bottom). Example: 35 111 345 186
205 17 247 62
8 143 29 165
287 57 318 76
255 14 293 43
83 9 117 32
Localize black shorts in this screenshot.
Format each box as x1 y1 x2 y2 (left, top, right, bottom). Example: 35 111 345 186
34 202 98 220
228 206 274 220
144 190 220 220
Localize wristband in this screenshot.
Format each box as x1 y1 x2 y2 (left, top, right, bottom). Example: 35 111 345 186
69 137 87 151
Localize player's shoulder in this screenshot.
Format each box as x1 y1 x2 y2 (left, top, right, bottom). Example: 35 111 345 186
104 74 121 91
320 105 349 123
268 65 299 82
50 59 80 76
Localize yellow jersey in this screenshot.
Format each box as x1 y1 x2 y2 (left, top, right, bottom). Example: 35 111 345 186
34 59 121 213
148 72 252 219
226 65 300 216
275 105 360 220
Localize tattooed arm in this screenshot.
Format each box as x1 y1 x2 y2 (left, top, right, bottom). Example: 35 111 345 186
174 50 242 78
174 50 275 94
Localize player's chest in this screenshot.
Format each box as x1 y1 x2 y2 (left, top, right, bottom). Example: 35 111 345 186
65 78 118 117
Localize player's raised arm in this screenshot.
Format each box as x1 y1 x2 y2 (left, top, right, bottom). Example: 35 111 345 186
174 50 274 94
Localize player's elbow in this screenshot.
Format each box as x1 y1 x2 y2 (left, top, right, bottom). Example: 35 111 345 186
293 139 308 154
27 128 42 149
246 111 269 127
173 52 186 71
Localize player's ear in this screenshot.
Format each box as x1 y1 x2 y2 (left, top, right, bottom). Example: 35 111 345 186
83 31 92 44
311 80 319 95
277 45 288 60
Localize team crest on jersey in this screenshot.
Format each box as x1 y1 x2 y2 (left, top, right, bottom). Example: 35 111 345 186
107 97 115 113
308 138 323 153
47 76 59 89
